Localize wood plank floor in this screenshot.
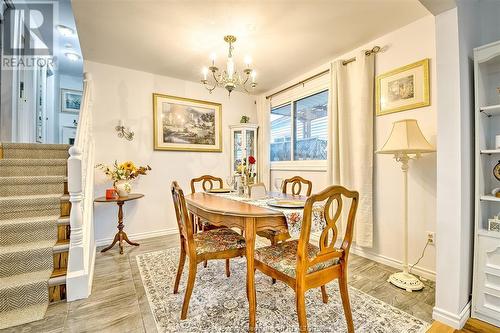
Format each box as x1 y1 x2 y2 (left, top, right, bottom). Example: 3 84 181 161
428 318 500 333
0 234 437 332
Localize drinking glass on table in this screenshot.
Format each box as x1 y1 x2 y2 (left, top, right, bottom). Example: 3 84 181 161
274 178 283 193
226 176 235 192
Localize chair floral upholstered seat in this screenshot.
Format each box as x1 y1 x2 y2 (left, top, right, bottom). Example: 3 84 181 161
255 240 339 278
171 181 246 320
254 185 359 333
194 228 245 256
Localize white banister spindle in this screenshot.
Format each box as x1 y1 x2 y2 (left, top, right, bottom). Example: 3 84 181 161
66 72 95 301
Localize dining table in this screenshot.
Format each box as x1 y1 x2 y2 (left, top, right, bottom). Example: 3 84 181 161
184 191 306 332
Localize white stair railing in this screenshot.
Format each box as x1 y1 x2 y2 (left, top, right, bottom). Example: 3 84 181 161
66 72 95 301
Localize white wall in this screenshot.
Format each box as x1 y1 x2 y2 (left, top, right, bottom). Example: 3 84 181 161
84 61 256 244
268 15 437 279
433 1 500 328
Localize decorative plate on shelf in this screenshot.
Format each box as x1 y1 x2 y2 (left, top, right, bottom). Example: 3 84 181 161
267 199 306 209
494 160 500 181
207 188 232 193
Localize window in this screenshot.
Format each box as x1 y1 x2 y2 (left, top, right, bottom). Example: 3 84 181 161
270 103 292 161
270 90 328 162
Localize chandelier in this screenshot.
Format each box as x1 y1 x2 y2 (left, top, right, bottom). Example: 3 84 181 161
201 35 257 96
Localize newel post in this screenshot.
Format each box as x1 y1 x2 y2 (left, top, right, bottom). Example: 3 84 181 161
67 145 87 299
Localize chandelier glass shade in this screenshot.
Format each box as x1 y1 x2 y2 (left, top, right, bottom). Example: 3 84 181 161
201 35 257 96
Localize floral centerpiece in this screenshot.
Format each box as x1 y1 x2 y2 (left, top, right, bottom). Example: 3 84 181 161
96 161 151 197
236 155 257 186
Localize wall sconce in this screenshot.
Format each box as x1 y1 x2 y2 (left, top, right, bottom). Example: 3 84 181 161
115 120 134 141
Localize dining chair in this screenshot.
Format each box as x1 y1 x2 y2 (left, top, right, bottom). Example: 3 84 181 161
248 182 267 199
171 181 246 319
258 176 313 246
282 176 313 196
254 185 359 333
190 175 226 232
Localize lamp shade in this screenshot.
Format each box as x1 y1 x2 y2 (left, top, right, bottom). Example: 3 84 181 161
377 119 435 154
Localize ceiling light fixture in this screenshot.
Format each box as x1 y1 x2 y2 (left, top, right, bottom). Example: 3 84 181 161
201 35 257 96
56 24 74 37
65 52 81 61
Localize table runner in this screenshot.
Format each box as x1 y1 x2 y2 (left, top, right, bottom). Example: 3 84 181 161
210 192 326 237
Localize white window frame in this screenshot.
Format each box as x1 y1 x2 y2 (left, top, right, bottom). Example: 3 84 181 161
270 78 329 171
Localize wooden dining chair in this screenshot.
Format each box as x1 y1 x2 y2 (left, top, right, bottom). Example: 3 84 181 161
258 176 313 245
254 185 359 333
282 176 313 196
171 181 246 319
190 175 227 232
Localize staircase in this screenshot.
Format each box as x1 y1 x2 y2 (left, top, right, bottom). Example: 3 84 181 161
0 142 71 329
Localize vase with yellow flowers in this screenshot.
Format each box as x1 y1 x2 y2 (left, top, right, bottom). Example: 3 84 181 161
96 161 151 197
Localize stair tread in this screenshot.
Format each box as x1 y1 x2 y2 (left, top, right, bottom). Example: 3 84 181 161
0 214 60 226
0 143 70 150
0 158 67 165
50 267 67 278
0 240 56 255
0 303 48 330
0 269 52 289
0 176 66 183
0 194 63 201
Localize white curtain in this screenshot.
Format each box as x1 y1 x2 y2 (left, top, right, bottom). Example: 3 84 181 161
327 50 375 248
256 94 271 189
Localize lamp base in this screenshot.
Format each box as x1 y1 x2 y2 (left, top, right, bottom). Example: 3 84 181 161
388 271 424 292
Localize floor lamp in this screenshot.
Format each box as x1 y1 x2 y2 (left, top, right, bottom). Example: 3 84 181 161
376 119 435 292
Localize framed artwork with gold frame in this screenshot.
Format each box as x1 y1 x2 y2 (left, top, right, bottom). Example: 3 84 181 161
153 93 222 152
376 59 430 116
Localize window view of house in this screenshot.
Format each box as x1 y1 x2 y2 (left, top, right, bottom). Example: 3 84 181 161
270 90 328 162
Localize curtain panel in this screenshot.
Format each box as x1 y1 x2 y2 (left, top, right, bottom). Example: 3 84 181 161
327 50 375 248
256 95 271 189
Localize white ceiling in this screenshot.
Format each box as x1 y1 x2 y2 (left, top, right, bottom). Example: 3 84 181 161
72 0 430 93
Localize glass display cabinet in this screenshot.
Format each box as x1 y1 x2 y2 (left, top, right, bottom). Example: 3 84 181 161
230 124 259 176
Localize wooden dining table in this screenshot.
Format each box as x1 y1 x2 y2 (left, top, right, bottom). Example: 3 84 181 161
184 192 294 332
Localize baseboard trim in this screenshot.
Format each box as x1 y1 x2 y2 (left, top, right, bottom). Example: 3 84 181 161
95 228 178 247
432 301 471 329
350 245 436 281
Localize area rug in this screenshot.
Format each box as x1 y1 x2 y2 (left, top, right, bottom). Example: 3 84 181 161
136 248 430 333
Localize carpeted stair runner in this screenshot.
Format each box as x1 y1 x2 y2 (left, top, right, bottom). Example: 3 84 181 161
0 142 70 329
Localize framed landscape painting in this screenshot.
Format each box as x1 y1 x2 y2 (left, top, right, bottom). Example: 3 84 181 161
61 89 82 113
376 59 430 116
153 93 222 152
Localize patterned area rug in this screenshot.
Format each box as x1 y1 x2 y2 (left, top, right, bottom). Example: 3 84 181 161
136 248 430 333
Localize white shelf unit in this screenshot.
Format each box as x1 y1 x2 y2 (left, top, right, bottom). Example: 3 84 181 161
473 40 500 328
229 124 259 177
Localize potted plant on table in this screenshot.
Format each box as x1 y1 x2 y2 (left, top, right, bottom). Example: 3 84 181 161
96 161 151 197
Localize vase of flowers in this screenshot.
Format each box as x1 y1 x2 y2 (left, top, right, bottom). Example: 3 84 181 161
96 161 151 198
236 156 257 194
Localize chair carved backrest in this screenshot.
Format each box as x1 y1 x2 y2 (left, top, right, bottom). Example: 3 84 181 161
171 181 195 253
248 182 267 199
190 175 223 193
296 185 359 277
282 176 313 196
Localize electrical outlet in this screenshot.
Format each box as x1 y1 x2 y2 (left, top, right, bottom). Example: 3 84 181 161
427 231 435 245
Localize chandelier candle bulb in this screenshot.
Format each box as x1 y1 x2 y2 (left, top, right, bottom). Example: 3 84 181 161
201 35 258 96
244 55 252 67
251 71 256 83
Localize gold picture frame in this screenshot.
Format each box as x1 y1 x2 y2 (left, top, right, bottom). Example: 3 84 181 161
376 59 430 116
153 93 222 152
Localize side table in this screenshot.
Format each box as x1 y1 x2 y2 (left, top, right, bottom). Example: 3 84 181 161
94 193 144 254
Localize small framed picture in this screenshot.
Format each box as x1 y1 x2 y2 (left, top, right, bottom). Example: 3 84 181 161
376 59 430 116
61 89 82 113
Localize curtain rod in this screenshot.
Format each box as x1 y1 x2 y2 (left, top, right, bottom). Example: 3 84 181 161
266 45 381 100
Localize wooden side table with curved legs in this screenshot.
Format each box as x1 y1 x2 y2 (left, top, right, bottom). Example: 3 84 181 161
95 193 144 254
